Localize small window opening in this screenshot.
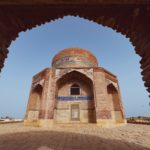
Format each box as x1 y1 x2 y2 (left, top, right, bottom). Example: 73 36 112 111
70 84 80 95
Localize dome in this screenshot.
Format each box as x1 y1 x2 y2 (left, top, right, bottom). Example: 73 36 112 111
52 48 98 68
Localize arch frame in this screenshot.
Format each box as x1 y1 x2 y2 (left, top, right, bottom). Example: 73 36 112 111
107 83 125 121
25 83 43 121
55 69 96 123
0 1 150 95
56 69 94 98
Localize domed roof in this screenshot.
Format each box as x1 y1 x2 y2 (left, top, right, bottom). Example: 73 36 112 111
52 48 98 68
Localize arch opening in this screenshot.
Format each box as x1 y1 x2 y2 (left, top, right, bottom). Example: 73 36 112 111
55 71 96 123
0 4 149 99
107 84 124 123
26 84 43 120
0 12 149 119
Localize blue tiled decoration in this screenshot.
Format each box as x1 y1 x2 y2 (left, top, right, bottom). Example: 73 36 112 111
57 96 93 101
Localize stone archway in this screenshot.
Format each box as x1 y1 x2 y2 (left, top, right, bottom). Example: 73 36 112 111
26 84 43 120
0 1 150 96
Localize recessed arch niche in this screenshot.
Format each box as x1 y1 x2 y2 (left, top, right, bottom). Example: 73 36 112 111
55 70 96 123
27 84 43 120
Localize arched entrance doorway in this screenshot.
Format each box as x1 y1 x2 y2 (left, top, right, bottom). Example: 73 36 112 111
55 70 96 123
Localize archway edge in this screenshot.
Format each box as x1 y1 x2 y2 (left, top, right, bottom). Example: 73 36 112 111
0 3 150 95
0 0 150 5
56 70 93 85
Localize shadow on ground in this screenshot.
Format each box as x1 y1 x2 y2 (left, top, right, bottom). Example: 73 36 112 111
0 130 149 150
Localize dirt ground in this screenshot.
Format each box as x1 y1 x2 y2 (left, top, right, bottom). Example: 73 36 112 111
0 123 150 150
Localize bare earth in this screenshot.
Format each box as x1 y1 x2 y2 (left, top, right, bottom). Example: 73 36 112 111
0 123 150 150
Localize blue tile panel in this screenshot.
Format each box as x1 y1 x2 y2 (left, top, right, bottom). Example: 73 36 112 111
57 96 93 101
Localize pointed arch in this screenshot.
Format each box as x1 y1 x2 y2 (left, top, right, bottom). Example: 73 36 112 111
0 3 150 96
107 83 121 111
107 83 124 123
55 70 96 123
27 84 43 120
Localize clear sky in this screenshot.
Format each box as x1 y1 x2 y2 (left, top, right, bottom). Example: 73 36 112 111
0 16 149 119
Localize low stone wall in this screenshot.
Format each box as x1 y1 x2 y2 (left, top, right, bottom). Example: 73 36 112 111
0 120 23 124
127 120 150 125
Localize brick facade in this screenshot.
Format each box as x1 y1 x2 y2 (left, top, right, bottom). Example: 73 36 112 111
24 48 126 127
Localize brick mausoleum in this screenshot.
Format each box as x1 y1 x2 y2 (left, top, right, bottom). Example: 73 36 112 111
24 48 126 127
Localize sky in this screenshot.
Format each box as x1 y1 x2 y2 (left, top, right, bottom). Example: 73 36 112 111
0 16 149 119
